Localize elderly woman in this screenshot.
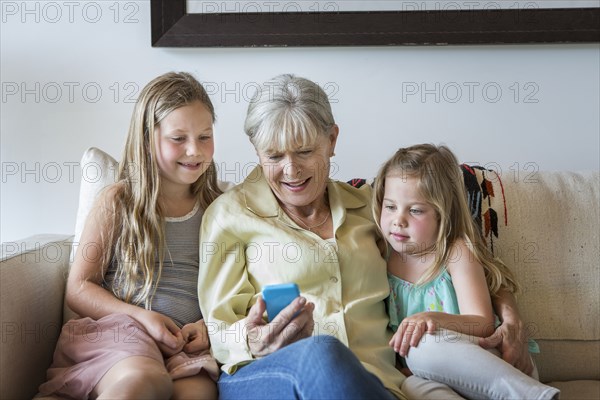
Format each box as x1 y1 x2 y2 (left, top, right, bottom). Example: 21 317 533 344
197 74 531 399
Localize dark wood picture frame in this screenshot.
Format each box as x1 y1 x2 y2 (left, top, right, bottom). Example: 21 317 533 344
151 0 600 47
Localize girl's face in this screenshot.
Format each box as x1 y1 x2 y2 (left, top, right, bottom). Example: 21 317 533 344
256 129 338 210
380 175 439 257
155 101 214 191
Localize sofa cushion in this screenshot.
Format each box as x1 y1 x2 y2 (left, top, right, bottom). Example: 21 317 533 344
73 147 119 253
64 147 119 322
463 169 599 382
492 171 599 383
453 168 599 342
547 380 600 400
496 171 599 341
535 339 600 382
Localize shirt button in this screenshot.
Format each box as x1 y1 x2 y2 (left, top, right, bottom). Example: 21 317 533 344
330 276 338 283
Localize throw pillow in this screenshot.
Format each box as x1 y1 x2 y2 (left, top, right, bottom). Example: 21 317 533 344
72 147 119 253
65 147 118 322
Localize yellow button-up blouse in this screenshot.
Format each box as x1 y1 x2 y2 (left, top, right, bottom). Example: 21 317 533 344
198 166 406 399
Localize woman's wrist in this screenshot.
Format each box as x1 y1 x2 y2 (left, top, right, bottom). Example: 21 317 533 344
493 288 521 321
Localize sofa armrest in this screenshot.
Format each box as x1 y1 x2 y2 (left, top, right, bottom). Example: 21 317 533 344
1 234 73 400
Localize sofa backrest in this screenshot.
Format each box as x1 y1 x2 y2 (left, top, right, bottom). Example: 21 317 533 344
492 170 599 382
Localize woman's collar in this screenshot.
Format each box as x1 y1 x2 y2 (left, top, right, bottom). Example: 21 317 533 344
242 165 279 218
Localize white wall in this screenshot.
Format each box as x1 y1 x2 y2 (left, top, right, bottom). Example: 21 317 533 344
1 1 599 243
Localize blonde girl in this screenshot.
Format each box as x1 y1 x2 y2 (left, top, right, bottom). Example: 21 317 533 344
374 144 559 400
38 72 222 400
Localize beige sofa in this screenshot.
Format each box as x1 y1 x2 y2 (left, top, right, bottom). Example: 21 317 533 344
1 157 598 399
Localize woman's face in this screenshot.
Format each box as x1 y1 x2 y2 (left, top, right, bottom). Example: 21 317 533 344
257 128 338 209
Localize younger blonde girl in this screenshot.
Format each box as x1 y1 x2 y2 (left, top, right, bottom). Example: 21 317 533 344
374 143 559 400
38 72 222 399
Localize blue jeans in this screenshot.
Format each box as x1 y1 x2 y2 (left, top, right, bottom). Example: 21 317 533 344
218 335 397 400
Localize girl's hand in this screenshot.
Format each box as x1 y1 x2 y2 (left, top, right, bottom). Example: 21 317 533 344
389 312 438 357
181 319 211 354
136 309 185 357
246 296 315 358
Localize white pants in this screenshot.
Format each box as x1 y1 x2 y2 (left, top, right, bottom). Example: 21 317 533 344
400 330 560 400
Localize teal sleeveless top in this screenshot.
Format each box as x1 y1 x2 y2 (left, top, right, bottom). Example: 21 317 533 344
387 269 459 331
387 270 539 353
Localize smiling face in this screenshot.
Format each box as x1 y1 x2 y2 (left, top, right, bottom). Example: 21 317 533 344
154 100 215 192
380 175 440 258
257 129 337 210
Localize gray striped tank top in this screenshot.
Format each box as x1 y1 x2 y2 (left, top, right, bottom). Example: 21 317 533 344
104 203 203 327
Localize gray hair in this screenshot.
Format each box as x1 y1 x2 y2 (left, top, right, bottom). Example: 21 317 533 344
244 74 336 152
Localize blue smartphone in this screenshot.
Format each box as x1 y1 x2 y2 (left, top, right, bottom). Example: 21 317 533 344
262 283 300 322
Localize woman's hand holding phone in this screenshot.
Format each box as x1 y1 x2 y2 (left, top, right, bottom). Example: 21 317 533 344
245 292 315 358
263 283 301 322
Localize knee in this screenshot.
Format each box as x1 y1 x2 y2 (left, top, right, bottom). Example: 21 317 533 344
117 362 173 397
405 330 469 371
172 373 218 400
298 336 357 368
94 357 173 399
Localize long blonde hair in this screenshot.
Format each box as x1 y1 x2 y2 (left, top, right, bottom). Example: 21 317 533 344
373 144 519 296
106 71 221 306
